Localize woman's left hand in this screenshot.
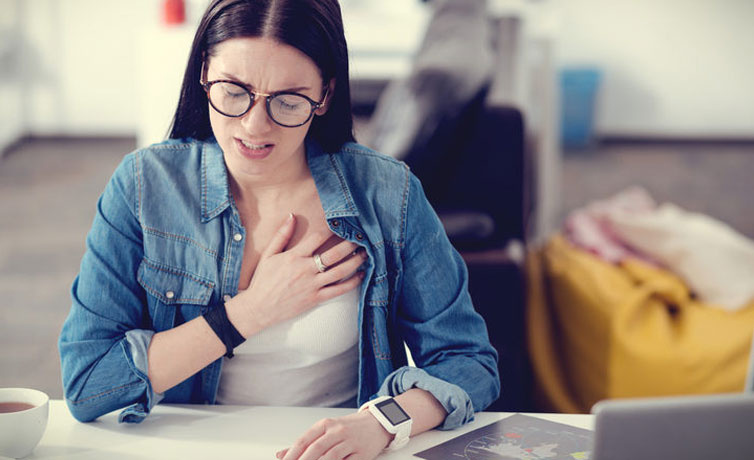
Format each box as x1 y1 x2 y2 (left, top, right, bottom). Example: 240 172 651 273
277 410 392 460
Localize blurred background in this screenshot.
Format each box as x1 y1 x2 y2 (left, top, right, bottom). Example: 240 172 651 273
1 0 753 411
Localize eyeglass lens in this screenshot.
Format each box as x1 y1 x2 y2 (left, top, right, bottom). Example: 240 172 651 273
207 81 315 126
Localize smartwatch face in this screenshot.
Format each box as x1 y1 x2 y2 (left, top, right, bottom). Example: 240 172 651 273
375 399 410 426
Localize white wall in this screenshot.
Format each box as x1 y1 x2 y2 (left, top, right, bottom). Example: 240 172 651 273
5 0 754 142
0 0 25 152
2 0 207 147
555 0 754 139
22 0 152 137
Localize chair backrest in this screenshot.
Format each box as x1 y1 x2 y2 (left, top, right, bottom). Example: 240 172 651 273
365 0 529 249
363 0 534 412
364 0 493 163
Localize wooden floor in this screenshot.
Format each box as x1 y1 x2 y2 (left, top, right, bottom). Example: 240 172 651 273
0 137 135 399
1 137 753 399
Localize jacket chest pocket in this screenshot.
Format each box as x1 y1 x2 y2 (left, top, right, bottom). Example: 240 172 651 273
137 258 215 331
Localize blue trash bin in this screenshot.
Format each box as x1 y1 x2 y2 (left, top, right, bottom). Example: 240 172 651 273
560 68 602 149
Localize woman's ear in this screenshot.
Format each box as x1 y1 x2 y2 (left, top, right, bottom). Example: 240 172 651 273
315 78 336 116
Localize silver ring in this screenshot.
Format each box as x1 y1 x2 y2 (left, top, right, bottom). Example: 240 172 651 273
313 253 328 273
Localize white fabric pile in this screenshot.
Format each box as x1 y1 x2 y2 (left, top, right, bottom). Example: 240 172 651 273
565 186 754 311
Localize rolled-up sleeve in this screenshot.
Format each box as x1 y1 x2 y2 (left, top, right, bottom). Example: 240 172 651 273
391 174 500 429
377 366 475 430
58 152 159 423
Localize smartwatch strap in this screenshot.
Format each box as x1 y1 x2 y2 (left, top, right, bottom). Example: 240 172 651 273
359 396 412 451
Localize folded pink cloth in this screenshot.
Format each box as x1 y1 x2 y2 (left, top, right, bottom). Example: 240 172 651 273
564 186 659 264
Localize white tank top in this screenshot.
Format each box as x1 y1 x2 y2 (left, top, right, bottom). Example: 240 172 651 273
216 288 360 407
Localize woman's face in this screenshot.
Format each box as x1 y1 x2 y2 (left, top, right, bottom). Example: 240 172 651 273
205 37 328 182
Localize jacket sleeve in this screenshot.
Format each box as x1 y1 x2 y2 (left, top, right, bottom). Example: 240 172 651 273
58 152 161 423
386 173 500 429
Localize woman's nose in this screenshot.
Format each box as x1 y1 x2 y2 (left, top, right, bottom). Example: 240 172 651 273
240 97 272 132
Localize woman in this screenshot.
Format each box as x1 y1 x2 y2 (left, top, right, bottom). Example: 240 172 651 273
59 0 499 458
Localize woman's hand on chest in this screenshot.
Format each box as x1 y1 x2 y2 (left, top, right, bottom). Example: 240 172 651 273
225 213 367 339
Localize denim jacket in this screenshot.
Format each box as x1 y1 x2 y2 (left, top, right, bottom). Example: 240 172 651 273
59 137 499 427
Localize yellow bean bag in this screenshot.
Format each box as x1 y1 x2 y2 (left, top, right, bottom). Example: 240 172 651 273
527 234 754 413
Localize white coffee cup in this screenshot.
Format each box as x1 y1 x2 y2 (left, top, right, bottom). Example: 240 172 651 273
0 388 49 458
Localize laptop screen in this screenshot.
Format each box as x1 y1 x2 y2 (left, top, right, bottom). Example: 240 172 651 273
591 393 754 460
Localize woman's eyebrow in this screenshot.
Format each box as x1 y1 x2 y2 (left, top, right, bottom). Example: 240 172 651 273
216 72 311 93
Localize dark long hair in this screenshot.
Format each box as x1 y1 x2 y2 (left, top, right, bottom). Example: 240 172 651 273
168 0 355 152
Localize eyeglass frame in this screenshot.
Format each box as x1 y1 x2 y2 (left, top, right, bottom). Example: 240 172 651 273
199 77 329 128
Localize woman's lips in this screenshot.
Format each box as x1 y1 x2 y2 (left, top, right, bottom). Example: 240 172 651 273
235 138 274 159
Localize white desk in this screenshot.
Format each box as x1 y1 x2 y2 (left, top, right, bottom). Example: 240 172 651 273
27 401 592 459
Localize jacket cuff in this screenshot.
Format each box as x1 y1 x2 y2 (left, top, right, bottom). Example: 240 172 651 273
120 329 164 423
377 366 475 430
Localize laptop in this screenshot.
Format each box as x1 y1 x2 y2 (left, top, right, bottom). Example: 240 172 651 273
590 392 754 460
590 334 754 460
419 337 754 460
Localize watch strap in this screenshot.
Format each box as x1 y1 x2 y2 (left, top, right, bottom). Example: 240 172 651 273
359 396 412 451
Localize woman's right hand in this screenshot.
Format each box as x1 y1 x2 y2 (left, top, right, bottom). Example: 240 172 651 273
225 213 366 337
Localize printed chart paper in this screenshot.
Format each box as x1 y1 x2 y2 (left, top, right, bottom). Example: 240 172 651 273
415 413 593 460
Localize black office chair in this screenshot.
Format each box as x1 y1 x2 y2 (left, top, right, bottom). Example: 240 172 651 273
363 0 534 412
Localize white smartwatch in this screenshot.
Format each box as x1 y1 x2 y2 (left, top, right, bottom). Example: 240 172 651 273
359 396 413 451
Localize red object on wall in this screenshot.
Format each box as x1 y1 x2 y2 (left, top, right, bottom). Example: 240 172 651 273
163 0 186 25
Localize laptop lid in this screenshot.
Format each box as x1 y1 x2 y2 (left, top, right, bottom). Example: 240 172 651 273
591 393 754 460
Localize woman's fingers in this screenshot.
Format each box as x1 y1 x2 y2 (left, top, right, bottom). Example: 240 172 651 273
316 271 365 304
281 412 389 460
318 250 367 285
283 418 358 460
317 239 361 269
261 213 297 257
312 441 353 460
296 229 336 256
281 419 329 460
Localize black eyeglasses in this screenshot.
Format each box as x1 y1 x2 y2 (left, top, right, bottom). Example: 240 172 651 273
200 79 327 128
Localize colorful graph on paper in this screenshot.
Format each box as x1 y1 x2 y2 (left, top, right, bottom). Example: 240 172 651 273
415 413 593 460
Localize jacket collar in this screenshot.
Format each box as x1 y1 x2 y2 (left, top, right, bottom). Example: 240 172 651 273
199 137 360 223
306 138 360 219
200 139 232 223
